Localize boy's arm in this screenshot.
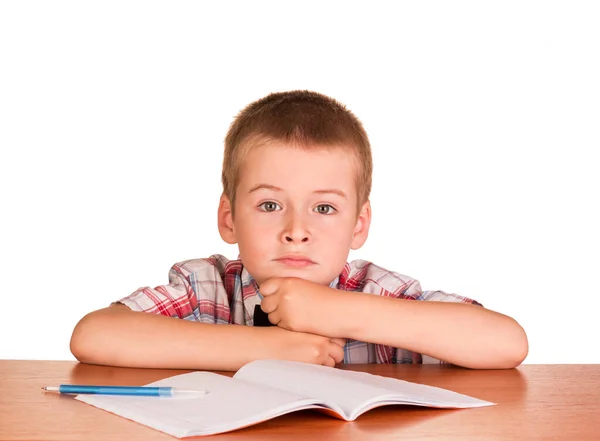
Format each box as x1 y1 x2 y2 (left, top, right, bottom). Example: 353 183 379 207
70 304 345 371
341 294 528 369
260 278 528 370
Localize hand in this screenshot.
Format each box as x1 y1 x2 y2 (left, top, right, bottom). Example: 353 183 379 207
259 277 344 336
263 326 346 367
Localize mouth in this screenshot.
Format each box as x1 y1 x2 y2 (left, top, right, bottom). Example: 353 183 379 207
273 255 316 268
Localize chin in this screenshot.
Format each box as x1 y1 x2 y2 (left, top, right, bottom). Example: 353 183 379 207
276 268 312 278
263 268 315 282
255 263 335 286
284 271 334 286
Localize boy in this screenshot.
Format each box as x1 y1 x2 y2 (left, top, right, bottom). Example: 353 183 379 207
70 91 528 371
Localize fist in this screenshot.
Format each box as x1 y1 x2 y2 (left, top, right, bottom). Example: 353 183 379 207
259 277 340 336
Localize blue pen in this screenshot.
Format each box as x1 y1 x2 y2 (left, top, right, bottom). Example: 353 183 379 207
42 384 208 398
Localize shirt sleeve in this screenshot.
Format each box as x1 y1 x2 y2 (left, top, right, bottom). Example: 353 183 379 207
117 262 200 320
413 289 483 307
116 255 236 324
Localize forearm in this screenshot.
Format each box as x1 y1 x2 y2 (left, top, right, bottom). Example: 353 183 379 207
70 305 273 371
334 294 528 369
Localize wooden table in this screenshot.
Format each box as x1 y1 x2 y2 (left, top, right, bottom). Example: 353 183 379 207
1 361 598 440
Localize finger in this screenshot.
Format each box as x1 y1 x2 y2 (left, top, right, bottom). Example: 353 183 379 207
330 344 345 364
259 278 280 296
267 310 281 326
330 338 347 348
260 295 278 314
323 356 336 368
331 350 344 363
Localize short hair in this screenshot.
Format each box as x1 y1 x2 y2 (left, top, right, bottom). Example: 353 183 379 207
222 90 372 214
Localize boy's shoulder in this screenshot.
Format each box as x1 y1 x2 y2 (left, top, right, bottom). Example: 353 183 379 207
343 259 481 305
170 254 244 280
341 259 423 297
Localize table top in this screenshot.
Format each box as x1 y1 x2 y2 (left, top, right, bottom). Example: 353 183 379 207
1 361 598 440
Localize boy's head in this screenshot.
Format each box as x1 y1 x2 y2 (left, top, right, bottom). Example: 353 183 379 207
218 90 373 286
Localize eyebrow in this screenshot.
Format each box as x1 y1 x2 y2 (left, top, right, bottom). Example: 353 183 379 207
248 184 347 199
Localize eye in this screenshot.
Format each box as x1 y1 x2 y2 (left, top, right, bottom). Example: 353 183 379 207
314 204 336 215
258 201 281 212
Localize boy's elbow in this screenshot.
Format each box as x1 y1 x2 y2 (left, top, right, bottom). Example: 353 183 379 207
514 331 529 367
467 319 528 370
70 313 96 363
70 308 121 364
70 335 87 364
500 321 529 369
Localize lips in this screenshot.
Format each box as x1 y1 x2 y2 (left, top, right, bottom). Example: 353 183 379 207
274 255 316 268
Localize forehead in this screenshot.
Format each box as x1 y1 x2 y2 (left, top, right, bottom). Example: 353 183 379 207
238 145 358 191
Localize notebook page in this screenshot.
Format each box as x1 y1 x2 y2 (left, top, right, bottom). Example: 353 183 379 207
234 360 494 420
320 367 494 417
76 371 327 437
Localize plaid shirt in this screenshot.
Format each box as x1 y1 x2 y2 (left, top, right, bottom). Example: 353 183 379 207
119 254 482 364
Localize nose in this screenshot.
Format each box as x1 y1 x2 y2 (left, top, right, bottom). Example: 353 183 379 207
281 211 311 244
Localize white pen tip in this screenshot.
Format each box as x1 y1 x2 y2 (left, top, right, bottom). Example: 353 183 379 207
42 386 59 393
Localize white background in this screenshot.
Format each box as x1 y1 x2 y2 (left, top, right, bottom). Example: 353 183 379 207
1 1 598 363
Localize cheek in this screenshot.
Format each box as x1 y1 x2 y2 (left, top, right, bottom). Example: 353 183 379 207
321 216 356 238
325 231 354 253
236 219 273 250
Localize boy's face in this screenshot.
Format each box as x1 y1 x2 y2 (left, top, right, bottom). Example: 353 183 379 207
218 144 371 286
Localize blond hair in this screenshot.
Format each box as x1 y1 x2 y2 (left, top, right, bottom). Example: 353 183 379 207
222 90 372 214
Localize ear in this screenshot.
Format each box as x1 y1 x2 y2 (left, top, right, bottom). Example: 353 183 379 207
217 193 237 244
350 200 371 250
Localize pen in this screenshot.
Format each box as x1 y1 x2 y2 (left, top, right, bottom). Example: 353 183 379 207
42 385 208 398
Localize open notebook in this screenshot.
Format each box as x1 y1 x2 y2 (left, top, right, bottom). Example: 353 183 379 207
76 359 494 437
